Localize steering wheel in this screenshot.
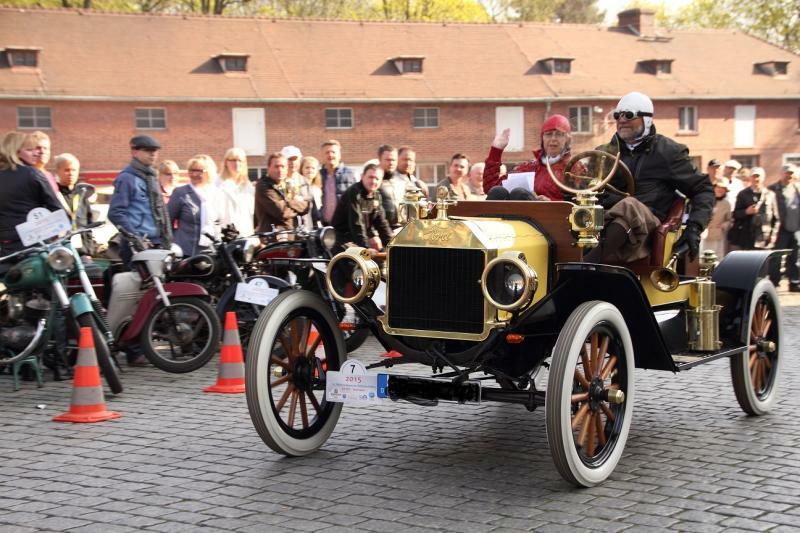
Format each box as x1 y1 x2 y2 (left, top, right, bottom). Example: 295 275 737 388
546 150 635 197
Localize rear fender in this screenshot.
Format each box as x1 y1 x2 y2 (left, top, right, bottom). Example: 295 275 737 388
712 250 781 345
119 282 209 342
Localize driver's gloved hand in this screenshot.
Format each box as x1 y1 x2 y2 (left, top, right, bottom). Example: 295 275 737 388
674 222 702 260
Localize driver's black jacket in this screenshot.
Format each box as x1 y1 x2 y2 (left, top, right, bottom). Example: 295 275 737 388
595 125 714 231
0 165 65 255
331 182 393 249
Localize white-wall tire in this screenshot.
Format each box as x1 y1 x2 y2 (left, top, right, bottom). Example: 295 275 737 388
246 290 345 456
546 300 634 487
731 279 781 415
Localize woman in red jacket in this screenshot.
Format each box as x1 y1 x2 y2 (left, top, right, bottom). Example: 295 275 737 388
484 114 575 201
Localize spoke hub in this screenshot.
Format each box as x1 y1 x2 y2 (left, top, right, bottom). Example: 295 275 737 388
756 338 775 355
588 378 605 411
292 357 313 392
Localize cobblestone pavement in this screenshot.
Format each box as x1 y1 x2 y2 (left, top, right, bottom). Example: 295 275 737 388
1 289 799 533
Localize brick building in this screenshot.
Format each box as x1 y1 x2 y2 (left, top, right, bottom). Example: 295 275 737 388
1 7 798 185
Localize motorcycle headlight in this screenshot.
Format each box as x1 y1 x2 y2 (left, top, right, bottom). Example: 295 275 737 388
317 226 337 251
326 247 380 304
47 246 75 272
481 251 537 311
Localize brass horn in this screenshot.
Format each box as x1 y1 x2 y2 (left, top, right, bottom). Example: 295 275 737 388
650 253 680 292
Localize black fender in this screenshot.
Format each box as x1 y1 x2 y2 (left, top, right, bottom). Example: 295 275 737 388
515 262 676 371
215 274 291 321
712 249 782 345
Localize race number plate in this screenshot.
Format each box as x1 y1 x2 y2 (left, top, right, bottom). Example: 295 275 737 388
234 278 279 306
16 208 71 246
326 359 385 405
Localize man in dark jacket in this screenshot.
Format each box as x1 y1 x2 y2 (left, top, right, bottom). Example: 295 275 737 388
769 164 800 290
332 163 393 254
254 152 309 232
377 144 402 231
319 140 358 225
584 92 714 264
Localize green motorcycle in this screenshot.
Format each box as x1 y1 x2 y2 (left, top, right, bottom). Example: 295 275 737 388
0 223 122 394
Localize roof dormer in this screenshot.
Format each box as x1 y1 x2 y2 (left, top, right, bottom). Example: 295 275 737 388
390 55 425 74
3 46 40 68
214 53 249 73
754 61 789 77
637 58 673 76
539 57 574 75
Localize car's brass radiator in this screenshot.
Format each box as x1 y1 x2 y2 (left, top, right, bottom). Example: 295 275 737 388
387 247 485 334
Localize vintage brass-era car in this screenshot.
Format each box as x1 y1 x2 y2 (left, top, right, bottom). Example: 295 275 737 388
244 152 782 487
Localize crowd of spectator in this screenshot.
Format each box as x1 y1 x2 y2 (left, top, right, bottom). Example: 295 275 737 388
1 120 798 287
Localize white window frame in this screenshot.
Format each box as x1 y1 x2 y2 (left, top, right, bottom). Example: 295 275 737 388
135 108 167 130
783 153 800 166
678 106 698 133
568 106 592 134
734 105 756 148
413 107 439 129
17 106 52 129
232 107 266 156
325 108 354 129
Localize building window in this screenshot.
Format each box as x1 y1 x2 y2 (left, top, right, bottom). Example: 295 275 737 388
403 59 422 73
553 59 571 73
325 108 353 129
9 50 38 67
732 155 759 169
568 106 591 133
678 106 697 132
783 153 800 167
135 108 167 130
17 106 51 129
225 57 246 72
754 61 789 76
655 61 671 74
413 108 439 128
638 59 673 75
416 163 447 189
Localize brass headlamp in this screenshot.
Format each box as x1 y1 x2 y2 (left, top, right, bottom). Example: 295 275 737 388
326 247 381 304
481 251 538 311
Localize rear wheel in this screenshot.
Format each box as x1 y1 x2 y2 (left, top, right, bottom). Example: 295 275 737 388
140 297 221 373
731 279 781 415
77 313 123 395
546 301 634 487
246 290 345 456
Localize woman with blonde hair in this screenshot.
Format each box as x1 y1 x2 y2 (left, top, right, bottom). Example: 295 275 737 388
299 155 323 226
217 147 254 236
158 160 180 204
168 155 220 256
0 131 63 256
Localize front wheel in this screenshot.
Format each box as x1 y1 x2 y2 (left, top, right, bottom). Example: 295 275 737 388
731 279 781 415
546 300 634 487
140 297 221 373
246 290 345 456
77 313 123 395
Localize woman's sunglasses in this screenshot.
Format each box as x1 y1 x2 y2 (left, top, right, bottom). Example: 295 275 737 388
613 110 653 121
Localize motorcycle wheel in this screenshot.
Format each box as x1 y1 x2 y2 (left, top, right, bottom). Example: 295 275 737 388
77 313 123 395
140 297 221 373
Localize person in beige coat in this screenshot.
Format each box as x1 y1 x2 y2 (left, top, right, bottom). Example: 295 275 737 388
700 177 733 258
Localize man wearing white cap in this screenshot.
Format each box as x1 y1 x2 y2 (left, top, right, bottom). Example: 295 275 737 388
722 159 744 206
282 145 315 228
585 91 714 264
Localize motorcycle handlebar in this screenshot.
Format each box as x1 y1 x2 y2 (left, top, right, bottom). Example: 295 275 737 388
0 223 105 262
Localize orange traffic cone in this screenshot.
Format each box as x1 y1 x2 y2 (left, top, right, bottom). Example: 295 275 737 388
204 312 246 394
53 327 121 423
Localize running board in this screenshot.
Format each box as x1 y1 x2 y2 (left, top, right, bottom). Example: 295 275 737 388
672 345 747 370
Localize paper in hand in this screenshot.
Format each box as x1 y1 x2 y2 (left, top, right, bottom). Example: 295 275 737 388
502 172 535 193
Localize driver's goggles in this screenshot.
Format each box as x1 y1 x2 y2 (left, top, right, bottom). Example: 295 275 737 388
613 110 653 121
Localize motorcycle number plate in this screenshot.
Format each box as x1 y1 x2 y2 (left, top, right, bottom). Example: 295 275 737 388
16 209 71 246
235 279 278 307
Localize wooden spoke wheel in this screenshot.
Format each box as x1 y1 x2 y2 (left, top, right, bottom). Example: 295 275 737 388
546 301 634 487
246 290 345 455
731 279 782 415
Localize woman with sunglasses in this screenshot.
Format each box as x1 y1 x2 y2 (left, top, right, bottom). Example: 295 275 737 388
217 147 254 237
584 91 714 264
168 155 220 257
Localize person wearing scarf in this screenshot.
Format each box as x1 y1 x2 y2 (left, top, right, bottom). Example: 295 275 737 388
108 135 173 266
584 92 714 264
169 156 220 257
484 114 579 201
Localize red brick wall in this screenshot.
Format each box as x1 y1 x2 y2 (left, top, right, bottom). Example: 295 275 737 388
2 98 798 183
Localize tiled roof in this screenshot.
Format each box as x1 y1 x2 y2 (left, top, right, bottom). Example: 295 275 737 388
1 7 797 101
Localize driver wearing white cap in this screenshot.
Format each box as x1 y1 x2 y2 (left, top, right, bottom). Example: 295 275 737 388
584 91 714 264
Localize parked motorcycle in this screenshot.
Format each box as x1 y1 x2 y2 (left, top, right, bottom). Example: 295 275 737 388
107 230 221 373
216 225 370 356
0 223 123 393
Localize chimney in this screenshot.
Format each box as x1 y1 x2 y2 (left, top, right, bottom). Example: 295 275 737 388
617 8 656 37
